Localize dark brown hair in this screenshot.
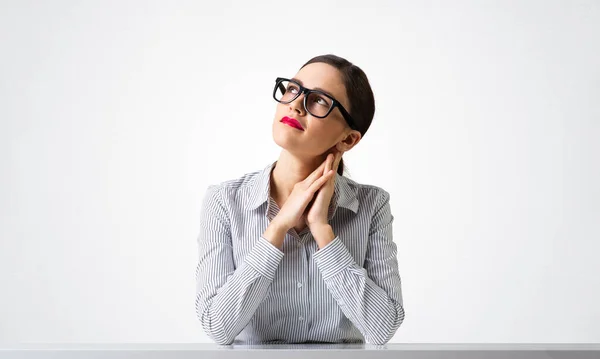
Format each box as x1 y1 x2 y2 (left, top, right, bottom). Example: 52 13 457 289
300 54 376 176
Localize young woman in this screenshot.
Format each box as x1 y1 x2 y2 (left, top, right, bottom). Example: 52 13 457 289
195 54 405 345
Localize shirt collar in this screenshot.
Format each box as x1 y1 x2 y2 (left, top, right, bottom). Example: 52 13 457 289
245 160 359 219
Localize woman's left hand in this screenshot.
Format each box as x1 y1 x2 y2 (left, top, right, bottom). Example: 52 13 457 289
306 149 343 230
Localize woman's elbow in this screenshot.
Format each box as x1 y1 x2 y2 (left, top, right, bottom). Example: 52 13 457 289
367 304 405 345
199 317 235 345
211 334 235 346
196 300 235 345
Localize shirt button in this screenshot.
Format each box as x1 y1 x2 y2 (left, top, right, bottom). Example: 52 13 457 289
299 316 304 321
297 282 303 288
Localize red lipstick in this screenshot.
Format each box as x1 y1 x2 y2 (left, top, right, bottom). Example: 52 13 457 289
280 116 304 131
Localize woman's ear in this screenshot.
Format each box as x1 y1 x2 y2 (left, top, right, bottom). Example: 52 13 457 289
337 131 361 152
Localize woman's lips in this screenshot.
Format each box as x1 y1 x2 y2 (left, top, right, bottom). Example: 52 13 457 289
280 116 304 131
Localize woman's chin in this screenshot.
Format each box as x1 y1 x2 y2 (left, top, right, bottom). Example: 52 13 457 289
272 127 304 146
272 133 299 150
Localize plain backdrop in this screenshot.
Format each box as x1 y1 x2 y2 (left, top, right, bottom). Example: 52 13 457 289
1 0 599 344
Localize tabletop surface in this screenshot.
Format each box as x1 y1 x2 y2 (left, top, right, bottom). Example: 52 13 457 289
2 342 600 350
1 343 599 359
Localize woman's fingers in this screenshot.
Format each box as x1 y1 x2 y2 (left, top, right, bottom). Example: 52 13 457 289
304 153 334 185
307 169 335 193
273 154 338 231
321 153 332 177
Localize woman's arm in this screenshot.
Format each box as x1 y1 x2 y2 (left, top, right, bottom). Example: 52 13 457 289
312 189 405 345
195 185 285 345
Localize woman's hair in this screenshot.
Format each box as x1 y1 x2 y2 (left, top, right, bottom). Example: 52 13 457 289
300 54 376 177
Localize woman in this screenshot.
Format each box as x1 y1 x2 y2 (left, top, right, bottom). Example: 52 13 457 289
195 54 405 345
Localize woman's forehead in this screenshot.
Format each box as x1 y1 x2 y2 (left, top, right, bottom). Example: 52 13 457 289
294 63 348 104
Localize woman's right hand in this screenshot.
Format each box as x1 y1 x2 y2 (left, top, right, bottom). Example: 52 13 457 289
271 154 336 231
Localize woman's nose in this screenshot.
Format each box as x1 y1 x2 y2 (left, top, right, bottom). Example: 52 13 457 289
288 94 305 114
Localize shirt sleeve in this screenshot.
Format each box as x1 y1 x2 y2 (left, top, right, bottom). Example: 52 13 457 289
312 189 405 345
195 185 284 345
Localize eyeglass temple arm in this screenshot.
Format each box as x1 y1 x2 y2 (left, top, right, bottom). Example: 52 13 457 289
338 105 358 130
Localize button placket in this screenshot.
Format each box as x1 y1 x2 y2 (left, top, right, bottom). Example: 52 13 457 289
298 238 309 334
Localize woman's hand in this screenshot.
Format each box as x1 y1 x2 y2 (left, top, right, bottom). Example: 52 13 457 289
306 150 343 230
271 157 336 232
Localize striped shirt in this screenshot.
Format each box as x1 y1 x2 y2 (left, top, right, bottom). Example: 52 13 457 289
195 160 405 345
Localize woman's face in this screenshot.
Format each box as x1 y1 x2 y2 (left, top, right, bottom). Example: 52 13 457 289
272 62 358 158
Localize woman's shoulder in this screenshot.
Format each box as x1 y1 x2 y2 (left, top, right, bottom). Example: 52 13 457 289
207 162 270 189
333 175 392 215
341 175 391 202
202 163 272 205
212 170 262 190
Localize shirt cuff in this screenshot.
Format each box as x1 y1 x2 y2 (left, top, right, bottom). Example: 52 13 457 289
244 236 284 280
313 236 355 281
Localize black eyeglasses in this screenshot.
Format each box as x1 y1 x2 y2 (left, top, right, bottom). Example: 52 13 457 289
273 77 358 130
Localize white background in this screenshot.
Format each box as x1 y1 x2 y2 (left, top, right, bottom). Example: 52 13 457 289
1 0 599 343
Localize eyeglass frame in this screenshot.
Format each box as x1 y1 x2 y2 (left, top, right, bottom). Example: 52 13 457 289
273 77 358 131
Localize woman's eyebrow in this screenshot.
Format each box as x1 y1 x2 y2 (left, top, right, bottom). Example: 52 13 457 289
291 77 335 98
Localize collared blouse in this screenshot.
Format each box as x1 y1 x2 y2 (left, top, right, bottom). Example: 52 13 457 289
195 161 405 345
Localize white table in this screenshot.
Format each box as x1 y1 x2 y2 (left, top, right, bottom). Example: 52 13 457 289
1 343 599 359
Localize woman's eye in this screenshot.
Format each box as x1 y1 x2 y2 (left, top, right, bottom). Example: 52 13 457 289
315 96 329 106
